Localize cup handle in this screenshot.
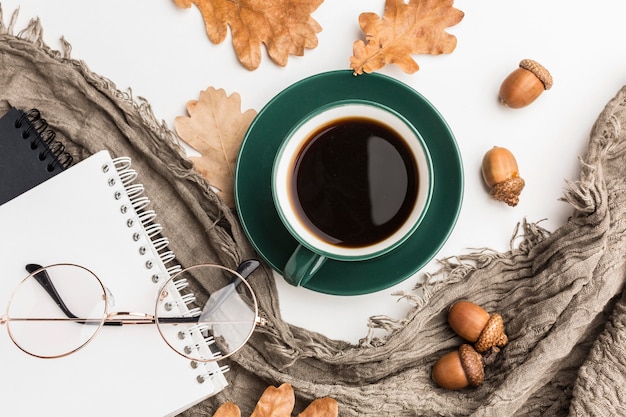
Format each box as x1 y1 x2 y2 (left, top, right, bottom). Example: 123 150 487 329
282 244 327 287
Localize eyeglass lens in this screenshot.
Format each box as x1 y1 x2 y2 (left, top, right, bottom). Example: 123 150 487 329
6 264 107 358
156 264 258 362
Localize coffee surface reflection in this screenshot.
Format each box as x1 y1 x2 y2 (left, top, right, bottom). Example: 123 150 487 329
289 117 419 248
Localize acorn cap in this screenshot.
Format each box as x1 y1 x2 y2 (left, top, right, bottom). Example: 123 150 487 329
490 177 525 207
519 59 553 90
459 344 484 387
475 313 509 353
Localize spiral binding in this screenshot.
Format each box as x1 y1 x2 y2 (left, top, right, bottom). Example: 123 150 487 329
108 156 180 284
105 155 227 386
15 109 73 171
196 365 230 384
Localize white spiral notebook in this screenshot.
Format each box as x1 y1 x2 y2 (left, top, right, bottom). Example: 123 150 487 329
0 150 227 416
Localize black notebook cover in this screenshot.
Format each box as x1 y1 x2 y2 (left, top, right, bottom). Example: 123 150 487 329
0 107 72 205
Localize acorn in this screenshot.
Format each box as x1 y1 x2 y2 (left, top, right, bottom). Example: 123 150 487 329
432 344 484 390
481 146 524 207
448 300 508 353
499 59 553 108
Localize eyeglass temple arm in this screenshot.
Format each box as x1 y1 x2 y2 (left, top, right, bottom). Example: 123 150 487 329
26 259 261 326
25 264 80 321
157 259 260 324
234 259 261 281
199 259 260 320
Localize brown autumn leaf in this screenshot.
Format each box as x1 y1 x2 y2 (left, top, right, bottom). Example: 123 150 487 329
173 0 324 71
213 402 242 417
250 383 295 417
350 0 464 75
174 87 257 208
210 384 338 417
297 398 339 417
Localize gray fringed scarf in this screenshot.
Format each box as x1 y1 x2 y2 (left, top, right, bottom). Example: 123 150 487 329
2 7 625 416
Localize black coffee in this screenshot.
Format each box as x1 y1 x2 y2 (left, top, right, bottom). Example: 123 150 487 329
289 117 419 248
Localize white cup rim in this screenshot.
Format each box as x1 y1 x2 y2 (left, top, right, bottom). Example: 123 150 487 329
272 100 433 261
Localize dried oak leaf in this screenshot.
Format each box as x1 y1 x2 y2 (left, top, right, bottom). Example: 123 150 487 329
173 0 323 71
210 383 338 417
297 398 339 417
250 383 295 417
213 402 241 417
350 0 464 75
174 87 257 208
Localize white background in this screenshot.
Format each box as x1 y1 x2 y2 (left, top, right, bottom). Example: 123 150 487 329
2 0 625 344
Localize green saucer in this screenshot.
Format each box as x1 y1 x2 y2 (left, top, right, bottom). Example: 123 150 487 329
234 70 463 295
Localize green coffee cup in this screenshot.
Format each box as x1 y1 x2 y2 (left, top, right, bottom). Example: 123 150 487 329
272 101 433 287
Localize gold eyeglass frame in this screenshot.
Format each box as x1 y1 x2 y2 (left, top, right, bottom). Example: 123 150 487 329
0 262 263 361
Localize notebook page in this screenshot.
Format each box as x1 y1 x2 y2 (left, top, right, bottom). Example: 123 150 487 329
0 151 226 416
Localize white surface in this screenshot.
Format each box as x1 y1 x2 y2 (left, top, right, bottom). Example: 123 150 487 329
2 0 624 345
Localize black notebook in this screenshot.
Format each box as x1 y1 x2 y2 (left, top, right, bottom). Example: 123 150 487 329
0 107 73 205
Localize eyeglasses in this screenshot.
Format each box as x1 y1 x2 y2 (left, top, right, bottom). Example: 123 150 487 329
0 260 263 361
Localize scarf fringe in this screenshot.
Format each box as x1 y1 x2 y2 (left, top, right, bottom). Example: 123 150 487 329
359 218 552 346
